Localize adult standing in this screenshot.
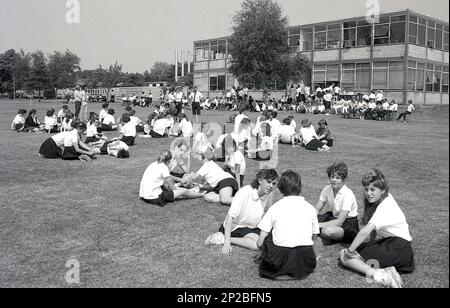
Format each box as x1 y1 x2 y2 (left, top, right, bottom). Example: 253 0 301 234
80 86 89 121
74 86 83 120
189 87 203 123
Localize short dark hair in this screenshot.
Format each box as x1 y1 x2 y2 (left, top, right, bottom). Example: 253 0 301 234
117 149 129 159
278 170 302 196
282 117 292 125
318 119 328 126
102 103 109 109
125 107 132 112
108 108 115 115
122 114 130 123
46 110 54 117
251 169 279 189
327 162 348 180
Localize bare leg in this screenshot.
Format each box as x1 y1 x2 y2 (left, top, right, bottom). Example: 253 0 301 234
204 192 221 203
219 187 234 206
340 250 376 278
230 234 259 251
321 226 345 242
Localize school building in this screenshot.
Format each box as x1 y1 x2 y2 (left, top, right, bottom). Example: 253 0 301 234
193 10 449 104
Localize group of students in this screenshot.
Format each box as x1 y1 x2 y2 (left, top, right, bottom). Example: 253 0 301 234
138 152 415 287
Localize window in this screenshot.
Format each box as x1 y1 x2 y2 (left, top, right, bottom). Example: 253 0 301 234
409 17 418 44
202 73 209 91
314 26 327 50
442 66 449 93
444 26 449 52
357 21 372 46
314 64 340 87
301 28 313 51
389 62 404 90
436 24 443 50
427 20 436 48
202 42 210 60
373 62 388 90
210 76 218 91
313 65 326 87
416 63 425 91
374 23 390 45
327 24 341 49
434 66 442 92
341 63 356 89
217 40 226 59
226 40 232 59
356 63 370 91
418 18 426 46
194 73 202 90
407 61 416 91
194 43 203 61
289 27 301 52
390 16 406 43
327 65 340 84
227 75 235 89
425 64 434 92
343 22 357 47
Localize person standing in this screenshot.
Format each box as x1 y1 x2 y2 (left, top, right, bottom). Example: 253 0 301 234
80 86 89 122
74 86 83 120
189 87 203 123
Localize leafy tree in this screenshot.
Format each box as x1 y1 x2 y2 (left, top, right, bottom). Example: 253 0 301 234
97 62 124 100
228 0 310 90
0 49 31 98
147 61 175 82
122 72 146 87
48 50 81 92
26 51 51 101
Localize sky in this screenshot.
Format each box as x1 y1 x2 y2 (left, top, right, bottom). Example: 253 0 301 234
0 0 448 73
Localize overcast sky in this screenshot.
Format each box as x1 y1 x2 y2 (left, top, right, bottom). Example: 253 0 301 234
0 0 448 72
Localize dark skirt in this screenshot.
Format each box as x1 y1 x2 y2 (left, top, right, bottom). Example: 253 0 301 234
121 136 135 146
357 237 415 273
85 136 100 143
219 224 260 238
101 124 116 131
213 178 239 197
39 138 62 159
141 187 175 207
318 212 359 243
14 123 24 131
62 146 81 160
150 130 165 138
259 234 316 280
305 139 324 151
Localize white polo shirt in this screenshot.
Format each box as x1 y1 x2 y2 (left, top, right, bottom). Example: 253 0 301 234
193 132 210 153
63 129 80 147
368 194 412 242
121 121 136 137
234 114 248 134
51 131 69 147
152 119 170 136
280 125 296 143
225 186 271 231
129 116 141 127
228 150 246 175
139 162 171 200
382 102 390 110
86 123 98 138
258 196 320 247
197 161 233 188
103 114 116 125
269 119 282 138
299 125 318 145
389 103 398 112
99 109 108 122
407 104 415 113
319 184 358 218
179 119 193 138
44 116 57 130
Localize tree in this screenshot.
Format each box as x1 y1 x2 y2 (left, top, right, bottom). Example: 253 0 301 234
0 49 30 98
97 62 124 100
122 72 146 87
48 50 81 93
26 51 51 102
228 0 310 90
146 61 175 82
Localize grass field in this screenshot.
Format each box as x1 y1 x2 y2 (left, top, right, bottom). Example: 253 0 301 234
0 98 448 288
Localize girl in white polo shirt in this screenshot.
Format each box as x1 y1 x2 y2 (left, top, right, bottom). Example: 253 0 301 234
117 114 136 146
257 170 320 280
39 131 69 159
316 162 359 244
85 117 107 144
62 122 97 161
205 169 279 255
139 150 204 207
182 150 238 206
101 109 118 131
299 119 330 152
340 169 415 288
223 136 246 189
279 117 298 145
177 113 193 138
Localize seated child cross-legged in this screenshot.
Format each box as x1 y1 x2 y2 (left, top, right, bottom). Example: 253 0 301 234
339 169 415 288
257 170 320 280
315 162 359 246
205 169 279 254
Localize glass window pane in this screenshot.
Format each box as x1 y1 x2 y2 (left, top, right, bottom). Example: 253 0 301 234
289 27 300 35
410 16 418 23
390 22 405 43
327 29 341 48
427 28 436 48
416 66 425 91
315 25 327 32
356 65 370 91
357 26 372 46
378 16 390 23
427 20 436 28
419 18 427 26
301 30 313 51
389 62 404 89
342 63 356 70
373 70 388 89
425 70 434 91
434 71 441 92
343 28 357 47
328 24 341 30
327 65 340 81
391 15 406 22
314 71 326 82
408 61 417 68
344 21 356 28
418 25 426 45
373 62 388 69
210 76 217 91
218 75 226 91
315 31 327 49
436 29 443 49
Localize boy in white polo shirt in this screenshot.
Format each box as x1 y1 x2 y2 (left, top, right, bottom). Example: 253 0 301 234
257 170 319 280
316 162 359 244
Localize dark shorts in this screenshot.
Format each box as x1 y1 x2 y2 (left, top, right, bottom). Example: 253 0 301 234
305 139 324 151
218 224 260 238
175 102 183 116
39 138 62 159
318 212 359 244
85 136 100 143
214 178 239 196
121 136 135 146
357 237 415 273
192 102 201 115
141 187 175 207
150 130 165 138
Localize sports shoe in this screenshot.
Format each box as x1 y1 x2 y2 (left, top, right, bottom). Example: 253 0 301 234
373 267 403 288
204 232 224 245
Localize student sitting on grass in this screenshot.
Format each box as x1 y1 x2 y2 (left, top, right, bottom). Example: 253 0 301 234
24 109 43 132
101 108 119 131
279 117 298 145
223 136 246 189
62 122 98 162
61 113 74 132
39 131 69 159
139 150 204 207
57 105 69 124
315 162 359 246
176 113 193 138
299 119 330 152
168 140 190 179
256 170 320 280
85 117 107 143
205 169 279 254
128 109 145 133
99 103 109 123
316 119 334 147
11 109 27 131
182 150 238 206
192 122 214 158
339 168 415 288
117 114 137 146
149 112 173 138
44 109 59 134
